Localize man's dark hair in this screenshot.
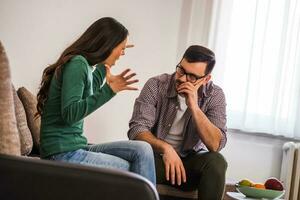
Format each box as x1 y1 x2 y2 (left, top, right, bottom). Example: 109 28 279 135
182 45 216 75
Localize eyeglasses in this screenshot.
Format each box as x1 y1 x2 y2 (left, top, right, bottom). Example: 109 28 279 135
176 64 206 83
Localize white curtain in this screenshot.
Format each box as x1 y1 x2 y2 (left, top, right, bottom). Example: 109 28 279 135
207 0 300 138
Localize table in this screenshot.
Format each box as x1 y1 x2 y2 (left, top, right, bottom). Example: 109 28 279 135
226 192 284 200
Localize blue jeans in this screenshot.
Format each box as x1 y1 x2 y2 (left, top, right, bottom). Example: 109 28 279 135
48 140 156 185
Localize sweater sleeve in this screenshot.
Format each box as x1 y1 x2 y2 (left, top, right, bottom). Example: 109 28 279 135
61 59 116 125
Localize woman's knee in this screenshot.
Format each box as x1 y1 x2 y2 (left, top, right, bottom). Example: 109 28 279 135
131 141 154 158
132 140 153 151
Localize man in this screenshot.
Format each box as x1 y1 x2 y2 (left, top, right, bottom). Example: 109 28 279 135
128 45 227 199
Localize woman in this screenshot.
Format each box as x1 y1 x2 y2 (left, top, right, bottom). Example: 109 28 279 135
36 17 156 184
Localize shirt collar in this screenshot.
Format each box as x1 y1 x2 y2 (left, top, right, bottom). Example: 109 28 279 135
166 73 178 98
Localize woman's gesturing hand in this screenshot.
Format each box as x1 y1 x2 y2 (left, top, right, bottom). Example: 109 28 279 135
105 65 139 93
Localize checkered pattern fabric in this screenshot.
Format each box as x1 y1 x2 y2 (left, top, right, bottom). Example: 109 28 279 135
128 73 227 153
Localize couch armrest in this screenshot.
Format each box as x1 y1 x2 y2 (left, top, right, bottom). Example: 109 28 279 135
0 154 159 200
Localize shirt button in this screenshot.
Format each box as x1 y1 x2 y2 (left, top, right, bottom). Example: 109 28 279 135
168 124 171 127
175 106 179 109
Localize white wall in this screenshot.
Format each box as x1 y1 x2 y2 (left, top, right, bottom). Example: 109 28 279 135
222 130 289 183
0 0 183 142
0 0 293 184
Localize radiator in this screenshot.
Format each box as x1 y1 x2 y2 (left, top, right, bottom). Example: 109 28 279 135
280 142 300 200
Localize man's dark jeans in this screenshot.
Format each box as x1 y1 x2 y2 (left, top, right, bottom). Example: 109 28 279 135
155 151 227 200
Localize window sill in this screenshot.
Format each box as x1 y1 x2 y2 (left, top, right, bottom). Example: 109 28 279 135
228 128 300 142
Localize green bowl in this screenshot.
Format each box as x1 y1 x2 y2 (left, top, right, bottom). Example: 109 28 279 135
236 184 285 199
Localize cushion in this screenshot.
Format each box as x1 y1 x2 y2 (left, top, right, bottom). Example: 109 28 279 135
17 87 40 153
12 85 33 155
0 41 21 155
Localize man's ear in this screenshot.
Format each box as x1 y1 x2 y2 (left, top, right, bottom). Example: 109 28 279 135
204 74 211 84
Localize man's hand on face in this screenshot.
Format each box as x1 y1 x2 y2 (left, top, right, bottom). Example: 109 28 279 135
162 145 186 185
177 80 204 110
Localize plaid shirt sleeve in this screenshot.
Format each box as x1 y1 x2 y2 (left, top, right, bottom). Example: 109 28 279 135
206 86 227 151
127 78 159 140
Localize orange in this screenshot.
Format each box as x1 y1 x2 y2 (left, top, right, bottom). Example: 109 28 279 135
253 183 266 189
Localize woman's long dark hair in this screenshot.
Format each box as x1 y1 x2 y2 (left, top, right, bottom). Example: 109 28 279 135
36 17 128 117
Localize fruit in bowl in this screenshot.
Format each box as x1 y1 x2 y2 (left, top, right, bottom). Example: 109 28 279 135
253 183 265 189
235 177 285 199
236 185 285 199
238 179 254 187
264 177 284 191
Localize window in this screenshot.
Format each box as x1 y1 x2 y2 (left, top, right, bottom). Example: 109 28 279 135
209 0 300 138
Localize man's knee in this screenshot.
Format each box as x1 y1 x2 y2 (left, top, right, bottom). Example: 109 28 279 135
205 152 227 173
193 151 227 174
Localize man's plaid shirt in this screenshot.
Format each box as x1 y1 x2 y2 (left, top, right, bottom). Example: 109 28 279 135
128 73 227 155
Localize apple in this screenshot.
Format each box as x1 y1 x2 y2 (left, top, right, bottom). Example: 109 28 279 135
264 177 284 191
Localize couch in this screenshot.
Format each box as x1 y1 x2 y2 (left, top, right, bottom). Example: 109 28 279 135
0 41 159 200
157 179 236 200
